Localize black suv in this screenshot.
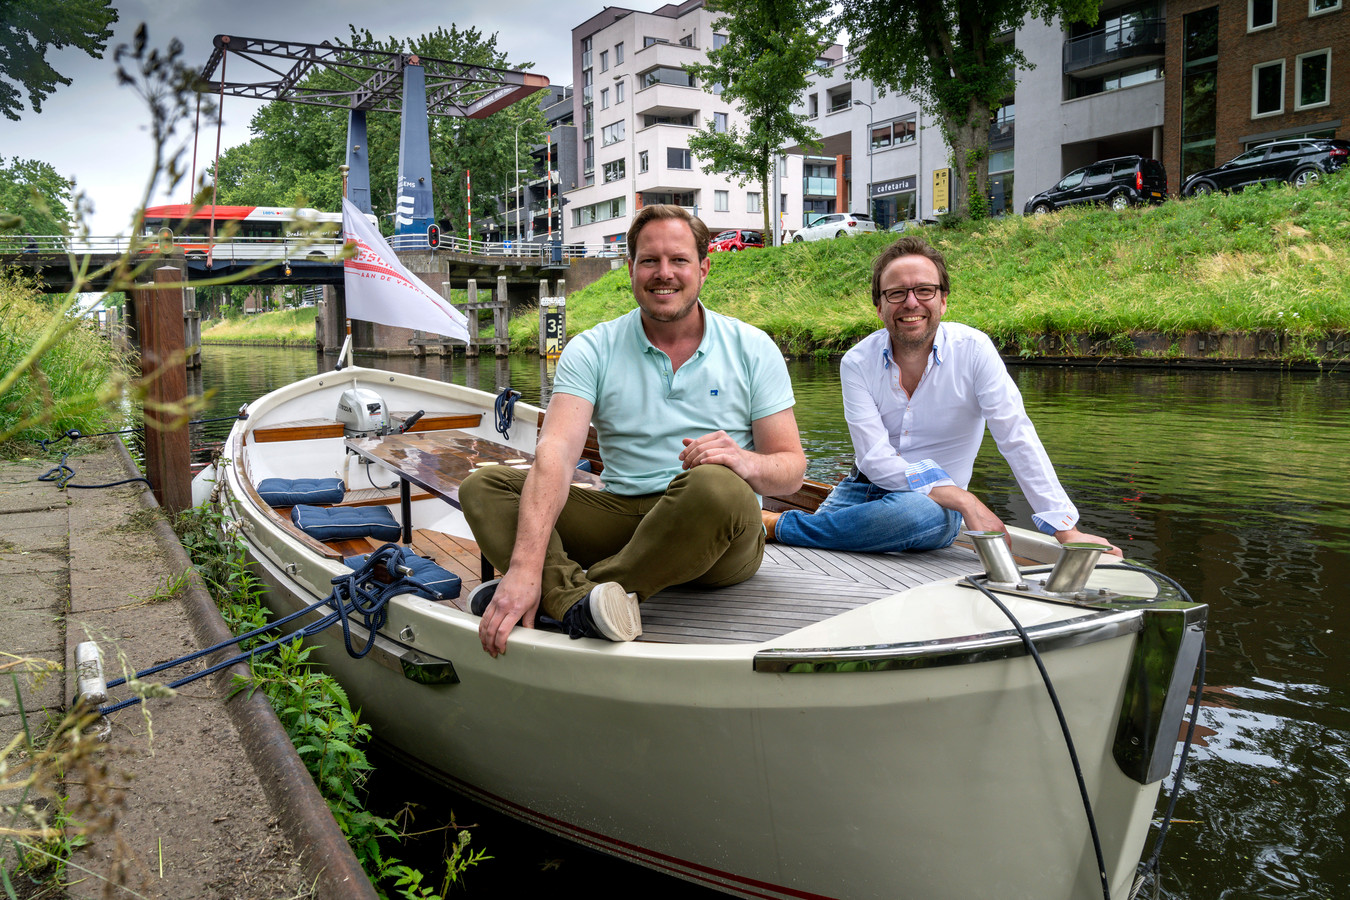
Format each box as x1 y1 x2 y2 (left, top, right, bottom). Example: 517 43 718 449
1181 139 1350 196
1023 156 1168 214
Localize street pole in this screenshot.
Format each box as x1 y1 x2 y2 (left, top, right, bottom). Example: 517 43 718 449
513 120 523 243
854 99 874 224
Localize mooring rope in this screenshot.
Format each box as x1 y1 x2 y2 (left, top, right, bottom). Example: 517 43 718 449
94 543 445 717
34 412 249 488
494 387 521 440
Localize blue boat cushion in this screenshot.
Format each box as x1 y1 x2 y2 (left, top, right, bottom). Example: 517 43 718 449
258 477 346 507
343 548 462 600
290 504 401 542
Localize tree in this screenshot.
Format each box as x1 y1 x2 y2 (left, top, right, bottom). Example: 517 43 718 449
686 0 834 241
838 0 1099 218
0 0 118 120
212 25 546 237
0 156 73 239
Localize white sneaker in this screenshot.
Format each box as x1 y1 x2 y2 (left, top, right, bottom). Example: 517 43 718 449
579 582 641 642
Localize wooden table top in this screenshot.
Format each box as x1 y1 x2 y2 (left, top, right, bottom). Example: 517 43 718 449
345 430 604 508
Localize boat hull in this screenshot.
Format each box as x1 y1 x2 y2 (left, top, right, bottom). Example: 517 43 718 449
215 365 1193 900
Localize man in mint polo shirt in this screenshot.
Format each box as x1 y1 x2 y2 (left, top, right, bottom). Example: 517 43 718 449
462 204 806 657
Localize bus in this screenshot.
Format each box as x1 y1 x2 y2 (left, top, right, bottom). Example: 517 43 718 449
141 204 351 262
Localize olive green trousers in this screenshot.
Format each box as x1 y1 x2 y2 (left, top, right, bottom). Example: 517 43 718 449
460 464 765 621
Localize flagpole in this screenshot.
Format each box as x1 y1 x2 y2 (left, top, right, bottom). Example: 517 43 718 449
340 165 352 366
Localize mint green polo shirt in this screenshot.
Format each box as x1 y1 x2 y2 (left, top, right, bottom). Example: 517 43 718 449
553 304 795 495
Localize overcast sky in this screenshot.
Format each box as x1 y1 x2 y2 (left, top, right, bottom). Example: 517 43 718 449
7 0 588 236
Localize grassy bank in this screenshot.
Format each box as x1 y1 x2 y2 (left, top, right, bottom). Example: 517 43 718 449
201 308 319 346
510 173 1350 355
0 275 129 456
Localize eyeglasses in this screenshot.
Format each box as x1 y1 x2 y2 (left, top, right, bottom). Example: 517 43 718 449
880 284 941 304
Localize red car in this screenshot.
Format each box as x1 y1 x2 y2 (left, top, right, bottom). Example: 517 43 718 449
708 229 765 252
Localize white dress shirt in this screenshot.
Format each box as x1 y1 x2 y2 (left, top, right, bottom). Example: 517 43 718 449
840 323 1079 535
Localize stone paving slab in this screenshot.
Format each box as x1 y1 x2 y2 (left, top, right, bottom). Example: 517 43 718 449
0 569 66 611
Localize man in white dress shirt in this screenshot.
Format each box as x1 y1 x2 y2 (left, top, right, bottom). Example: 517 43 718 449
763 236 1119 556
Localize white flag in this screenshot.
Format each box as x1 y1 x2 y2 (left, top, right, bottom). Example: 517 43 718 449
341 198 470 342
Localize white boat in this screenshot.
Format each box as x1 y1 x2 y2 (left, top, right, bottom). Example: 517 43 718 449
199 355 1206 900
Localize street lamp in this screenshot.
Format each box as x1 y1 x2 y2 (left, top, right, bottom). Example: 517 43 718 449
854 99 874 224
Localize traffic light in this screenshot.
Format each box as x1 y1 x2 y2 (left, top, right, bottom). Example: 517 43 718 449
427 223 441 248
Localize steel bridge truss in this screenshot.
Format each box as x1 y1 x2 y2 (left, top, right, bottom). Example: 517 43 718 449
199 35 547 119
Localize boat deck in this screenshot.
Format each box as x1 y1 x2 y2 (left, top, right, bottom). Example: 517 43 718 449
330 528 985 645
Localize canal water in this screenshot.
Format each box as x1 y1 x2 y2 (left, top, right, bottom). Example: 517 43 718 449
189 346 1350 899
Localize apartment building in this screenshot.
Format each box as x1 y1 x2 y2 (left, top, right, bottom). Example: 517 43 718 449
485 85 577 243
788 45 955 226
1165 0 1347 181
564 0 780 246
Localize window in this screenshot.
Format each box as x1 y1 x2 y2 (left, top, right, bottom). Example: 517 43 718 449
871 115 917 151
1252 59 1285 116
1296 49 1331 108
1311 0 1341 13
1249 0 1277 30
572 197 625 227
643 112 695 127
601 120 625 145
715 190 729 212
600 50 609 72
668 147 692 169
642 66 696 89
581 36 592 69
713 33 728 49
639 150 649 173
827 88 852 113
616 81 625 104
679 34 695 47
600 88 609 109
714 112 728 133
616 42 624 64
643 36 668 47
808 94 818 119
747 192 761 213
642 190 696 206
583 139 594 173
711 82 724 96
602 159 626 183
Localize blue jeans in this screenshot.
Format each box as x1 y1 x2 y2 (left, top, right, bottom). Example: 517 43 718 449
774 475 963 553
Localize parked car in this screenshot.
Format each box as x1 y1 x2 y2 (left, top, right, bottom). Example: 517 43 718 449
708 229 765 252
1023 156 1168 215
1181 139 1350 196
792 212 879 242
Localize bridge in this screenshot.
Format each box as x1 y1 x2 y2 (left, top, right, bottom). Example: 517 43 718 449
0 234 627 294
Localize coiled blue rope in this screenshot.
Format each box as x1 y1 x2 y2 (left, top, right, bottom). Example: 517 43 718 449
494 387 521 440
95 544 443 716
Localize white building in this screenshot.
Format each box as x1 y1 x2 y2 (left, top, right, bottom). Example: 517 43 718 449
564 0 795 247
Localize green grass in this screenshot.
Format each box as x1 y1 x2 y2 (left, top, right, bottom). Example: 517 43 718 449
201 307 320 345
0 275 130 456
511 174 1350 354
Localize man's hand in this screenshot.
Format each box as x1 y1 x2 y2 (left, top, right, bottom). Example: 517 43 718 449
928 485 1007 543
680 430 750 473
1055 528 1123 558
478 569 543 658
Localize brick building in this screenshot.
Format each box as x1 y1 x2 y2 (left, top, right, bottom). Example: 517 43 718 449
1165 0 1347 182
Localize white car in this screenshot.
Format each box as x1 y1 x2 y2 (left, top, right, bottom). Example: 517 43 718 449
792 212 879 242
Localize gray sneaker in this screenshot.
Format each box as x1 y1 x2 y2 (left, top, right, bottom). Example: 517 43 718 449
563 582 641 642
467 579 500 616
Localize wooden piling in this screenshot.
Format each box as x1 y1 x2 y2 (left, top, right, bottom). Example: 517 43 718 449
133 266 192 515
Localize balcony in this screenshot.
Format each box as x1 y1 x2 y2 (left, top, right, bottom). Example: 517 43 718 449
803 176 837 197
1063 17 1164 75
989 119 1015 149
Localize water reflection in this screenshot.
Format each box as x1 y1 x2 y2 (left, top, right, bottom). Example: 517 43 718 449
194 347 1350 899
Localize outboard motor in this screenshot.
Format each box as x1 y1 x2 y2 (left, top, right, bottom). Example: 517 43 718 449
337 387 390 437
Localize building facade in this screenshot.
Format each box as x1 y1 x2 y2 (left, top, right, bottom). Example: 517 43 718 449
1165 0 1347 182
564 0 786 246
